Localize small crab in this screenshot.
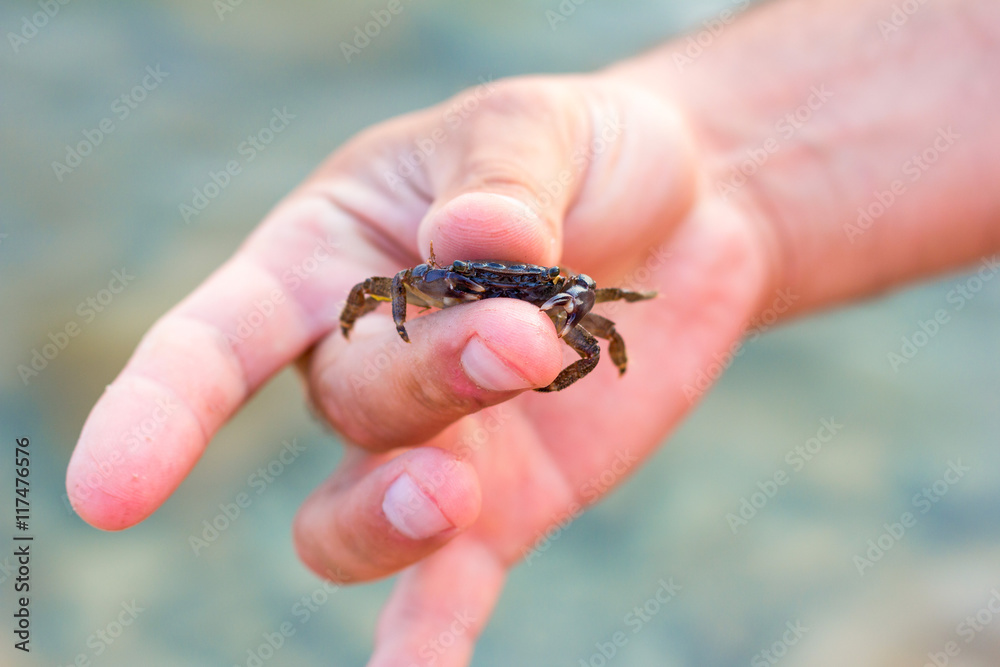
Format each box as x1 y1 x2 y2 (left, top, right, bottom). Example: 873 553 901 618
339 247 656 392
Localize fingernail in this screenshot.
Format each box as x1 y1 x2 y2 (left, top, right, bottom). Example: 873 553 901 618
382 473 453 540
461 336 533 392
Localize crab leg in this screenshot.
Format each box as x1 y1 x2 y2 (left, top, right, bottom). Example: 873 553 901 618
578 312 628 375
594 287 657 303
535 324 600 393
391 269 411 343
340 276 393 338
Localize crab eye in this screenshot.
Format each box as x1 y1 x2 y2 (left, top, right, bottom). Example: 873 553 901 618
451 260 470 273
547 266 560 278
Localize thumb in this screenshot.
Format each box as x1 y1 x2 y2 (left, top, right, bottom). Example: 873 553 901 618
416 76 595 266
415 75 697 276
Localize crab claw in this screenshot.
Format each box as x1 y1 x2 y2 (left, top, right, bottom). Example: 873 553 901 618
540 274 597 338
539 294 575 337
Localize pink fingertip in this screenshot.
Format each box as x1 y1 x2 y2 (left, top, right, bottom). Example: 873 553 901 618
66 375 207 531
420 192 558 265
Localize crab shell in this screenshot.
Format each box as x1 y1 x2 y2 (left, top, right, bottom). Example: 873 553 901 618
401 260 597 337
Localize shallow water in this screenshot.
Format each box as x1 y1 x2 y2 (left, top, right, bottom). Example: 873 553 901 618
2 1 999 666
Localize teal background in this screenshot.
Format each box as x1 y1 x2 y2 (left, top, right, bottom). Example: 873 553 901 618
2 1 999 665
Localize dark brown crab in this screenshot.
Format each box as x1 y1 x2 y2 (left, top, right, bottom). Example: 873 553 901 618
339 247 656 392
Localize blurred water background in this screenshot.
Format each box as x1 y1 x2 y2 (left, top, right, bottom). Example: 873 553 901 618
2 1 999 665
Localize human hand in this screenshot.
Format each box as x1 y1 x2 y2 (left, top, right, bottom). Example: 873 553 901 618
69 0 1000 655
66 71 775 665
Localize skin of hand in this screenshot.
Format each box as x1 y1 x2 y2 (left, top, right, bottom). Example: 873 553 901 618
66 0 999 665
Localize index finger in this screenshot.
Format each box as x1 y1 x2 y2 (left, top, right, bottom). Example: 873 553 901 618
65 190 399 530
